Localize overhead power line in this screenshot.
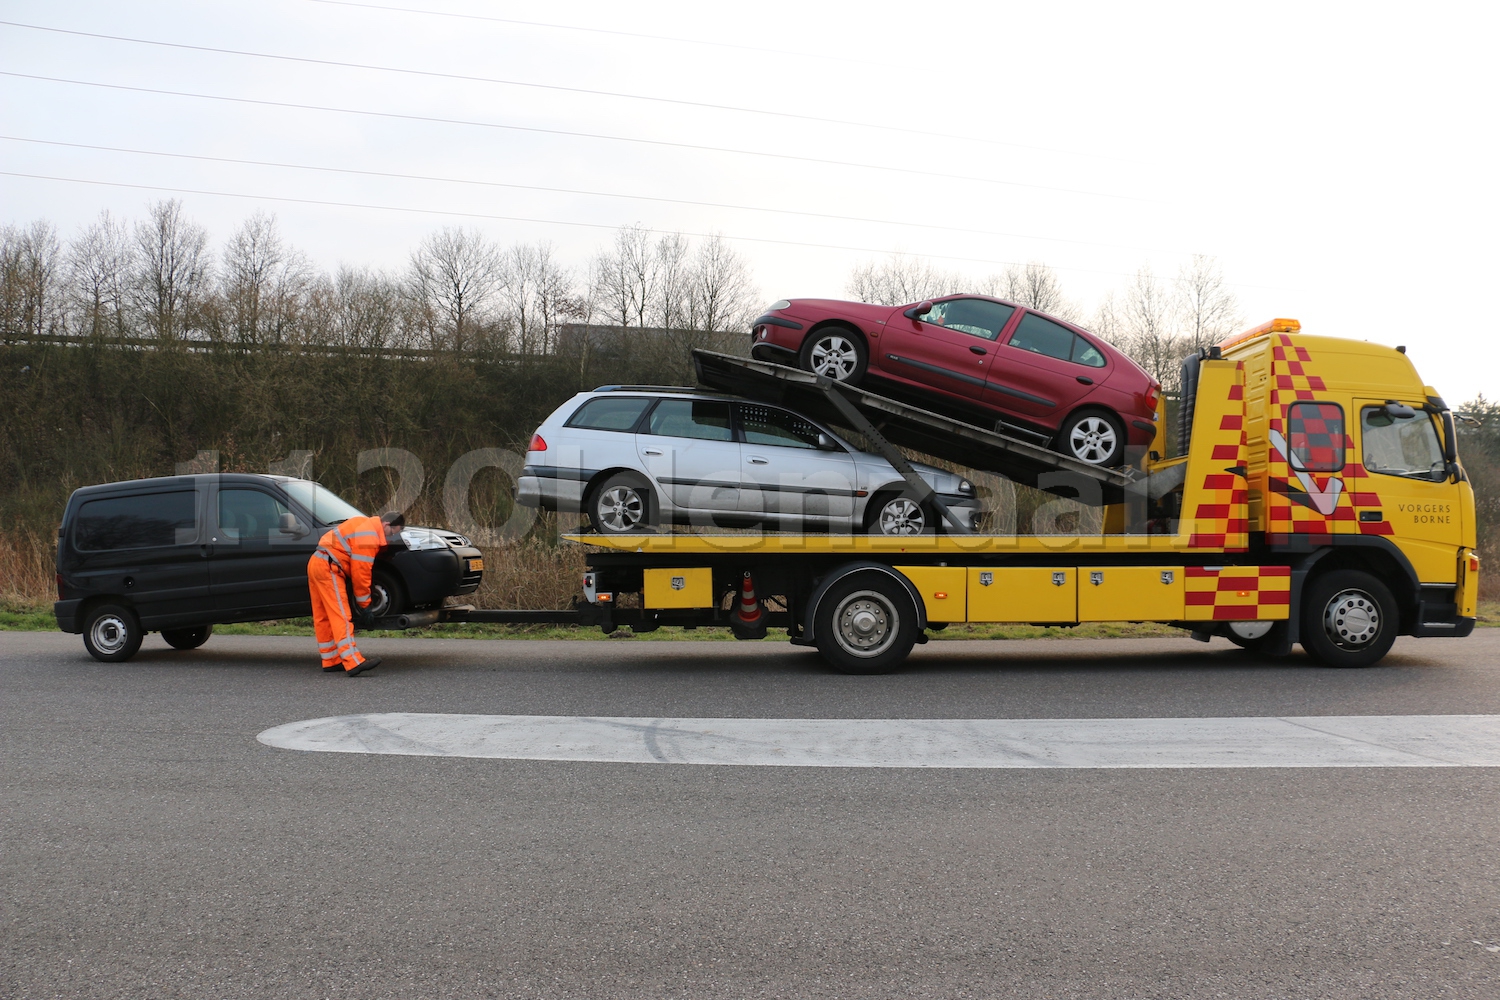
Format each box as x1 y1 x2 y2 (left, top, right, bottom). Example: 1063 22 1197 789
307 0 839 64
3 72 1159 204
0 135 1183 257
0 169 1184 282
0 18 1121 161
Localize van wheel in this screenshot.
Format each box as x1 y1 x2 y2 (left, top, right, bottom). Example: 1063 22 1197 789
1057 410 1125 467
1301 570 1397 668
367 568 407 618
588 473 657 533
813 572 919 674
83 604 143 663
162 625 213 650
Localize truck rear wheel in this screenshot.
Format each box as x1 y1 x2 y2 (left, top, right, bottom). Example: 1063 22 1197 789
813 572 919 674
1301 570 1397 668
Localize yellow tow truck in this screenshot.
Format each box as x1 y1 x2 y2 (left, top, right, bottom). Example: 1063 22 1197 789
453 320 1478 673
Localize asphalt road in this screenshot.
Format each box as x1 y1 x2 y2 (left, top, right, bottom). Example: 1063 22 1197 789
4 629 1500 999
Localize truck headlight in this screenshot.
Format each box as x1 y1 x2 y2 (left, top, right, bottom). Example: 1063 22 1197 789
402 527 450 551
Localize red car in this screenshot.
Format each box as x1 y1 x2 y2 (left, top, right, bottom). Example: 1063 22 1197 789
750 295 1160 466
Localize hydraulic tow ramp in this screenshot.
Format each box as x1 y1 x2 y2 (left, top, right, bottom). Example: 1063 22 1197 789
692 350 1143 508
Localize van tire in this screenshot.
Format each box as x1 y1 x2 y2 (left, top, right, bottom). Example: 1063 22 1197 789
82 603 144 663
367 568 407 618
162 625 213 650
1301 570 1398 668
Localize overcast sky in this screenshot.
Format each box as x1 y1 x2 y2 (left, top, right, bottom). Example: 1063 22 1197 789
2 0 1496 402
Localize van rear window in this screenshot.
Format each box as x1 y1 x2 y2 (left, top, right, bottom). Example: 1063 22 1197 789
75 491 197 550
566 396 652 431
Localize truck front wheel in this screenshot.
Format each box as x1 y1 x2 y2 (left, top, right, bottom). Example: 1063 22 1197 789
813 572 919 674
1301 570 1397 668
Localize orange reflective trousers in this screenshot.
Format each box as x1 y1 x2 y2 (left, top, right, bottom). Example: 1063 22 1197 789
306 515 387 672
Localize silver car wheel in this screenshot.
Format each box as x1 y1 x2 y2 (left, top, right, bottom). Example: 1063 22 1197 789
597 485 646 532
89 614 130 655
1068 416 1118 465
834 590 899 658
809 335 858 381
877 497 926 535
1323 589 1381 649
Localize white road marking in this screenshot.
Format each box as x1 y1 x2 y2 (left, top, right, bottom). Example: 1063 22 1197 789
257 714 1500 768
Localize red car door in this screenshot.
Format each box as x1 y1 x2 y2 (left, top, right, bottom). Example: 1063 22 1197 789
876 297 1016 404
987 311 1108 421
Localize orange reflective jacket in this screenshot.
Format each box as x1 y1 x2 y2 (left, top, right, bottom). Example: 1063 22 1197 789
313 515 388 608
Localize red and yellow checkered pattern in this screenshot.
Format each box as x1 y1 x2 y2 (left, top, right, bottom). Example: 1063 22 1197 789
1264 334 1388 543
1185 565 1291 621
1186 361 1249 552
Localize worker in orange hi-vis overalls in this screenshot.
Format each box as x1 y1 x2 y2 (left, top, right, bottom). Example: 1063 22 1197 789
307 510 404 676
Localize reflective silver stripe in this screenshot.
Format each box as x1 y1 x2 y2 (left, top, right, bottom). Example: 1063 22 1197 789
355 594 370 602
320 651 339 661
343 531 378 539
332 530 354 555
329 566 349 619
351 553 375 563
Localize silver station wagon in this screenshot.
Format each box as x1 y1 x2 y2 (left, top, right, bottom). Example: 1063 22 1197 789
517 388 981 535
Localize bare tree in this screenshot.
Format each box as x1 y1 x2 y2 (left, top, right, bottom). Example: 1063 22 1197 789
1175 254 1240 353
131 200 211 343
408 227 502 351
847 254 961 305
0 220 63 341
653 231 692 333
998 260 1074 318
497 241 577 354
67 211 130 339
687 233 757 336
220 212 312 347
1121 264 1185 391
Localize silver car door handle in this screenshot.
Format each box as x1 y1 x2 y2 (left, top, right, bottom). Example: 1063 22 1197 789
642 448 663 455
747 457 769 465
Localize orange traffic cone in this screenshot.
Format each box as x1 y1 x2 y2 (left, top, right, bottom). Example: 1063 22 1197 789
730 570 767 639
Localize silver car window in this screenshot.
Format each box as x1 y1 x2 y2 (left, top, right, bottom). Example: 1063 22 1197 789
739 403 823 450
566 396 653 431
645 399 733 441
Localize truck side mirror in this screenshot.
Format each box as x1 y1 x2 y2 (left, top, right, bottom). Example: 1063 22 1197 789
278 512 309 537
903 300 935 320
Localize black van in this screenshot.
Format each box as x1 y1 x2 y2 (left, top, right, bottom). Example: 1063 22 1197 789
54 474 484 662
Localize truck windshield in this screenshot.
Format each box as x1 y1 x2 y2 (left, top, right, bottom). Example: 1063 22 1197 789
282 481 366 524
1361 407 1446 481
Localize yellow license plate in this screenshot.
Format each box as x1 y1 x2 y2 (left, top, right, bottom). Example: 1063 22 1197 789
467 558 484 572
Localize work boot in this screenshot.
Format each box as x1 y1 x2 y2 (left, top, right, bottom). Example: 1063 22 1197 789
321 663 342 673
346 656 381 677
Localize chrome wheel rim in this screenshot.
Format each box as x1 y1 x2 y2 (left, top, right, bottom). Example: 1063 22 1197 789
808 335 858 380
1068 416 1118 464
597 485 645 532
1324 589 1380 649
90 615 130 655
877 497 926 535
834 590 899 658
